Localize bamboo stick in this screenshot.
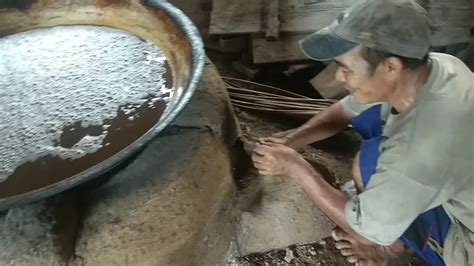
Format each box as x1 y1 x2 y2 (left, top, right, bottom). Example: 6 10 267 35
231 99 325 111
223 76 335 119
231 103 319 116
222 76 311 99
229 93 333 108
228 91 335 105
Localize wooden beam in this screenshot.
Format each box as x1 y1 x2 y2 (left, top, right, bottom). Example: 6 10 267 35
431 27 472 47
209 0 352 35
278 0 355 33
252 33 308 64
420 0 473 8
426 7 474 27
209 0 262 34
210 0 473 48
263 0 280 41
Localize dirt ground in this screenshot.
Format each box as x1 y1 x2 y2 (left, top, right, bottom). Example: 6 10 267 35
234 238 351 265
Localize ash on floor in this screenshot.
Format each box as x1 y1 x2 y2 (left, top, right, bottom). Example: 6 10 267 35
233 238 351 265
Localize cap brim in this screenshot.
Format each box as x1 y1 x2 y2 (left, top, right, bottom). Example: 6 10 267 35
299 27 358 61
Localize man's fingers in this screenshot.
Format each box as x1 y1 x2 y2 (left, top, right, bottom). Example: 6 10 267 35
331 229 351 242
258 170 276 176
258 138 274 145
347 255 360 263
251 153 265 164
335 241 352 250
251 152 275 166
356 260 369 266
259 137 286 145
252 161 271 171
252 160 265 167
340 248 354 256
253 143 273 156
272 129 295 138
254 142 292 158
258 137 273 143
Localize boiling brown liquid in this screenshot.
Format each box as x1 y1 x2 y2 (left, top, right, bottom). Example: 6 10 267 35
0 26 174 198
0 72 171 197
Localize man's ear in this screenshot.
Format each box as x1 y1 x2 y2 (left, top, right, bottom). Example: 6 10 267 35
383 57 403 76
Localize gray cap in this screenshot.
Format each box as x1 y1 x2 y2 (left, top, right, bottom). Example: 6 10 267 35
300 0 431 60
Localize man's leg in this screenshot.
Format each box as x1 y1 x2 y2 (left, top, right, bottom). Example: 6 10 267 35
331 151 410 265
332 104 449 265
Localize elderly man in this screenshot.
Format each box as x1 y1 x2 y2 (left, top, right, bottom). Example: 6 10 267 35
251 0 474 265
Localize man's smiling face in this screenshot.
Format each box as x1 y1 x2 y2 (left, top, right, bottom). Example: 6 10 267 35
334 47 395 104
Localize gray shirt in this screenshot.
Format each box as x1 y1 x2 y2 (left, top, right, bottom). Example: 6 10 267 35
340 53 473 264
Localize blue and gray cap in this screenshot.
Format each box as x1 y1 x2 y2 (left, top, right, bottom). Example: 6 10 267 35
299 0 431 61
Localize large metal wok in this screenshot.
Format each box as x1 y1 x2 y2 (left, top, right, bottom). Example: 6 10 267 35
0 0 204 209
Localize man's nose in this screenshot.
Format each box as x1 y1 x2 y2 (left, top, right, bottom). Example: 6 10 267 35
335 67 345 83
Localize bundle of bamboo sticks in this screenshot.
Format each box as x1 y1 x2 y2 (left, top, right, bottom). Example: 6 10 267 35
223 77 336 120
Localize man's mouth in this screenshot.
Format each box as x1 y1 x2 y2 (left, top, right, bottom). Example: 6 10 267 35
345 87 356 94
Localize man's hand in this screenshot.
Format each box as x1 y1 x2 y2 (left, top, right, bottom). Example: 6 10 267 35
259 103 352 149
251 142 316 182
252 142 369 251
258 129 296 147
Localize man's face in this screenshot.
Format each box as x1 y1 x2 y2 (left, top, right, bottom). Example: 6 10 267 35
334 47 394 104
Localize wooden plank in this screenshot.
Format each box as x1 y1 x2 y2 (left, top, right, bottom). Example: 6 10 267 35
252 27 471 64
209 0 262 34
280 0 354 12
431 27 472 46
210 0 473 40
252 33 308 64
310 62 348 99
280 9 345 33
279 0 474 32
252 27 471 63
426 7 474 27
279 0 354 33
420 0 473 8
209 0 354 35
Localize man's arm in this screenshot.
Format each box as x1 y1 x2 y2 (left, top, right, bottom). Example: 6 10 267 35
276 102 352 149
295 170 374 246
253 142 439 247
252 143 374 246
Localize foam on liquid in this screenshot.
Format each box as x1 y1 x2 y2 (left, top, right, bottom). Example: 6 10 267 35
0 25 171 183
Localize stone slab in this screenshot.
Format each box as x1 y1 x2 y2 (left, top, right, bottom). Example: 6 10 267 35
235 175 335 255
